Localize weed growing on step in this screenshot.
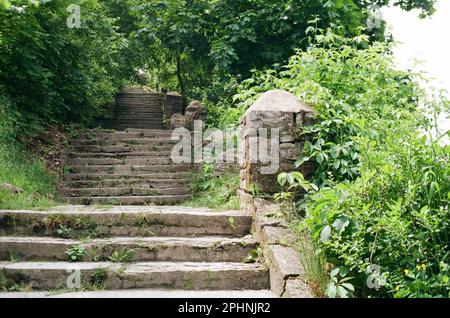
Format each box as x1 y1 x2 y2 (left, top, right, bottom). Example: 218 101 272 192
243 247 263 264
8 251 21 263
89 267 108 290
65 245 88 262
227 217 236 230
184 164 240 210
0 270 30 292
43 214 98 239
184 278 194 290
135 213 148 227
108 248 135 263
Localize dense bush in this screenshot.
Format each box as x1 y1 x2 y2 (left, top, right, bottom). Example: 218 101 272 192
238 29 449 297
0 0 132 137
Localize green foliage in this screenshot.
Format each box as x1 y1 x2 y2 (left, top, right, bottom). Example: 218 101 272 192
185 164 240 210
0 94 56 209
43 214 98 239
0 0 132 137
65 245 87 262
107 248 135 263
246 29 449 297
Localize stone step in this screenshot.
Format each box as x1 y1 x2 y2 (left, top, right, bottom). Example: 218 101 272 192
116 102 163 106
68 151 173 159
71 144 174 153
0 262 269 291
116 97 163 101
71 138 176 147
106 119 163 123
67 157 174 166
63 172 190 181
78 131 172 140
114 108 162 112
102 122 164 128
126 128 171 133
61 179 188 189
61 195 190 206
0 289 277 298
103 125 165 132
59 187 188 197
112 115 163 121
67 164 190 174
0 206 251 238
0 236 257 263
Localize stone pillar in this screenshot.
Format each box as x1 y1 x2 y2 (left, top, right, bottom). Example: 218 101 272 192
185 100 207 130
164 92 183 119
239 90 315 195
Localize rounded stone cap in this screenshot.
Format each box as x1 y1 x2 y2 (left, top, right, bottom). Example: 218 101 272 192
244 90 313 116
166 91 182 96
186 100 204 111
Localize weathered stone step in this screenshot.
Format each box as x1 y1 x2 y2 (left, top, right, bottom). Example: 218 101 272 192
71 144 174 153
61 178 188 189
114 113 162 119
62 195 190 206
126 129 171 133
116 96 163 100
0 289 277 298
71 138 176 147
63 172 190 181
0 262 269 291
0 206 251 238
0 236 257 263
107 119 163 124
59 187 188 197
78 131 172 140
105 121 164 131
67 157 174 166
68 151 173 159
67 164 190 174
114 108 163 112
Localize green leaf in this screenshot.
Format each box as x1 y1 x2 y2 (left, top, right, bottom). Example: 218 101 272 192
320 225 332 243
332 216 350 233
316 153 324 164
277 172 287 186
341 283 355 292
326 282 337 298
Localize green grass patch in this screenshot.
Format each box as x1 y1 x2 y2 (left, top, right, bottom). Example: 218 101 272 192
183 164 240 210
0 142 56 210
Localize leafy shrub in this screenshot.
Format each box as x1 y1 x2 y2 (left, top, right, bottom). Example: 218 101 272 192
65 245 87 262
242 28 449 298
0 0 129 137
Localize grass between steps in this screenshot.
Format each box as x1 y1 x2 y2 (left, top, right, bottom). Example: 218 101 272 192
183 164 240 211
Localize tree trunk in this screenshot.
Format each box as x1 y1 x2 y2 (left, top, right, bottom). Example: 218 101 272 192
176 55 187 112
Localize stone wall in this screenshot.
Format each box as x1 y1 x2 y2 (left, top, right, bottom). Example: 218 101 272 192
238 90 316 298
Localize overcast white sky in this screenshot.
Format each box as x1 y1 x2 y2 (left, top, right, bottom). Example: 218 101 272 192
382 0 450 135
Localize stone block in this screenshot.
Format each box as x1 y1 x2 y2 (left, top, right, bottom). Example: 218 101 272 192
266 245 305 296
282 278 314 298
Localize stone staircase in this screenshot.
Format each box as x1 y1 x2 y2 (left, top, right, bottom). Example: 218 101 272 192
104 89 165 130
0 90 272 297
0 206 270 294
59 129 191 206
